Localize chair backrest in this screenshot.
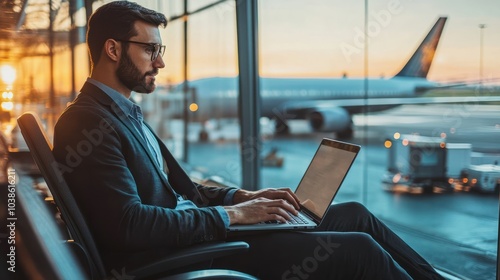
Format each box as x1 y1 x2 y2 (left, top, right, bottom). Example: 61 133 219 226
17 112 106 279
0 132 9 183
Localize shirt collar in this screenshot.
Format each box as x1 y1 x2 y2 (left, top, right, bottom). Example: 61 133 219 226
86 78 138 118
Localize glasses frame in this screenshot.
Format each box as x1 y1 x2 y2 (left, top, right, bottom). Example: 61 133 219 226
115 39 166 61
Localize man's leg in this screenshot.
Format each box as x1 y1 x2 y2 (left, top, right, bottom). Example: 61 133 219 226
215 231 412 279
319 202 444 280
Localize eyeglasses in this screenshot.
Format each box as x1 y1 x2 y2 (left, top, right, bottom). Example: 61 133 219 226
115 39 166 61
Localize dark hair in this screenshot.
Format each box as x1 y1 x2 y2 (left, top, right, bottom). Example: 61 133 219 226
87 1 167 69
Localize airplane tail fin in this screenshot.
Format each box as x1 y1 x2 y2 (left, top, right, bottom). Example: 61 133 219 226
395 17 447 78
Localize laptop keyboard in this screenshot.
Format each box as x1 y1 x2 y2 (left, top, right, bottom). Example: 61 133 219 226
264 212 309 224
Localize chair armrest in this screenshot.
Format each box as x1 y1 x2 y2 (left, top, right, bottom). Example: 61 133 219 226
161 269 258 280
128 241 249 279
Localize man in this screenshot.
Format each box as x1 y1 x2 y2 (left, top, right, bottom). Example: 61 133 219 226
53 1 444 279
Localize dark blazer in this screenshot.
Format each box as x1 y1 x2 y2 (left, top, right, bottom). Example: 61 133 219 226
53 82 235 267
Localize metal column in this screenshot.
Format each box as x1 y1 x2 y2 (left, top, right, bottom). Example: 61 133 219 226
235 0 261 191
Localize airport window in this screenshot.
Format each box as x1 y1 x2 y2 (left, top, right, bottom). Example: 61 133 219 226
2 0 499 279
256 1 500 279
153 1 242 184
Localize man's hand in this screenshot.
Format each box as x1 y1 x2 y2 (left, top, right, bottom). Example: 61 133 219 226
233 188 301 209
224 188 301 225
224 197 299 225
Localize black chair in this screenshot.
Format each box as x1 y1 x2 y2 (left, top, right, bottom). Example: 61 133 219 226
10 179 89 280
16 112 257 280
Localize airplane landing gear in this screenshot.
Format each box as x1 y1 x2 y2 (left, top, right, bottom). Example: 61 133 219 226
199 121 209 142
336 127 353 139
199 129 209 142
336 118 354 139
274 118 290 135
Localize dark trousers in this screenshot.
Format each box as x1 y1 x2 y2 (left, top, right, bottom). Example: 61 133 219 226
215 202 444 280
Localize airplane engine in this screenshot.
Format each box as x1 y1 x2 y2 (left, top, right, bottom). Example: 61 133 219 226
308 107 351 132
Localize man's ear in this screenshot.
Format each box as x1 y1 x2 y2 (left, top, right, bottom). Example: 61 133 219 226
104 39 121 62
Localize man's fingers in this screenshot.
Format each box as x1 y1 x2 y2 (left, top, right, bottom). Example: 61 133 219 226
231 196 300 224
266 200 298 219
251 188 301 210
272 189 300 210
284 190 301 210
265 208 290 223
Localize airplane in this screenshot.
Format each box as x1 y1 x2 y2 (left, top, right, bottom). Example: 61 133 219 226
151 16 499 139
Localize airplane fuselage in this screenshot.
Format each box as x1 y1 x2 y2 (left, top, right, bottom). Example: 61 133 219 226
151 16 447 136
161 76 436 121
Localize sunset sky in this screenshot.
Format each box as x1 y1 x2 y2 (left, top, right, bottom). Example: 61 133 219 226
151 0 500 85
8 0 497 95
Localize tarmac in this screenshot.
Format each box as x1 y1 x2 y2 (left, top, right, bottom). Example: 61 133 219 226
4 103 500 279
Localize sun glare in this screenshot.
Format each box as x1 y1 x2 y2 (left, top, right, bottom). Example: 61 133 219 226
1 65 16 85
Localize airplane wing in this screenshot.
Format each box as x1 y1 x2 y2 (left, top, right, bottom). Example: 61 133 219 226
276 95 500 135
282 95 500 111
416 77 500 92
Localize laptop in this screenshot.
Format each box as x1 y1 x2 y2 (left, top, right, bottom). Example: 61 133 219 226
228 138 360 232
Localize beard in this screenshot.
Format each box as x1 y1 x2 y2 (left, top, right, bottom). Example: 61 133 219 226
116 51 157 93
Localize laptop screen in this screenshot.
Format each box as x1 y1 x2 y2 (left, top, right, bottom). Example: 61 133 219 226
295 139 360 219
